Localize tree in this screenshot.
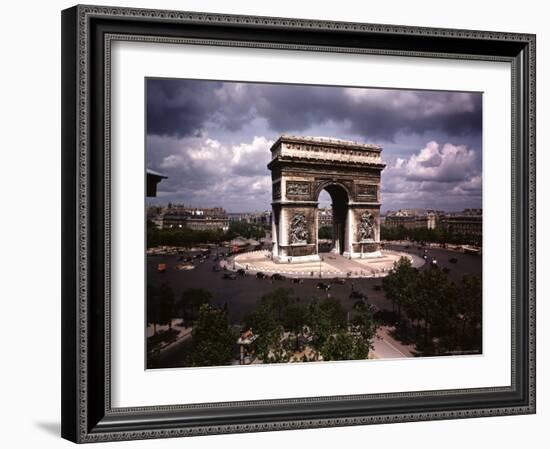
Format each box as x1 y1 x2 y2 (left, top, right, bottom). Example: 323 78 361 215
154 282 175 330
243 301 287 363
305 298 347 360
382 257 417 320
456 275 482 350
317 299 378 361
260 288 294 321
412 267 454 349
191 304 235 367
350 300 379 349
178 288 212 325
146 284 159 335
318 226 333 240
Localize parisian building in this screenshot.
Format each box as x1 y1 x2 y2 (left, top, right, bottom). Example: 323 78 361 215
148 203 229 232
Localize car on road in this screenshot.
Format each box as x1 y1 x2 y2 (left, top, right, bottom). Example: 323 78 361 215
291 278 304 284
449 257 458 264
332 278 346 285
256 272 267 279
271 273 286 281
236 268 246 276
316 282 331 291
212 265 221 272
222 273 237 280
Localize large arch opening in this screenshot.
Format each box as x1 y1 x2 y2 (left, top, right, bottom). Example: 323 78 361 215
316 183 350 255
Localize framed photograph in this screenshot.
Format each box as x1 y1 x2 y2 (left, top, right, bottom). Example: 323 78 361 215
61 4 536 443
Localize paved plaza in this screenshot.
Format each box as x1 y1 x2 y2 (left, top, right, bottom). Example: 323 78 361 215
227 249 425 279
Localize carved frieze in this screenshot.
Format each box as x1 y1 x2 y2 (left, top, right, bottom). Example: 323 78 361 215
286 181 311 196
357 184 378 201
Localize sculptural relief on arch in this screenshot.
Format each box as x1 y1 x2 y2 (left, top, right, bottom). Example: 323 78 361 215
268 135 385 263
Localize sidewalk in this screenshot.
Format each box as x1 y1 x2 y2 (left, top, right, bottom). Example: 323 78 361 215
370 326 415 359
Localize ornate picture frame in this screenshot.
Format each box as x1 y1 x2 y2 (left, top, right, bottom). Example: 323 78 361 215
61 4 536 443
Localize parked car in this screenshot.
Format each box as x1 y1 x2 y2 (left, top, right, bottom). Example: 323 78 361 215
222 273 237 280
237 268 246 276
271 273 286 281
316 282 331 291
332 278 346 285
292 278 304 284
256 272 267 279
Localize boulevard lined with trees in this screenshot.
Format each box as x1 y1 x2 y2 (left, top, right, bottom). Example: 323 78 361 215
380 224 482 247
147 220 267 248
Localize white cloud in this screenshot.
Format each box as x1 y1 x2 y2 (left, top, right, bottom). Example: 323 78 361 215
148 134 274 210
380 140 481 210
402 141 478 182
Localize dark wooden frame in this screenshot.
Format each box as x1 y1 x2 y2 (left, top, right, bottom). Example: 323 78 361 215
61 4 536 443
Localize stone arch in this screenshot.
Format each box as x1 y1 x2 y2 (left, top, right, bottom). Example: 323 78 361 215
267 135 385 263
313 180 352 203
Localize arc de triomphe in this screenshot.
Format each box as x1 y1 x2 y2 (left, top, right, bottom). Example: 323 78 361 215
267 135 385 263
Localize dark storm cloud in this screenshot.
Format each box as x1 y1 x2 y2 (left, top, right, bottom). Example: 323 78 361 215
146 79 482 212
147 79 482 142
146 79 253 137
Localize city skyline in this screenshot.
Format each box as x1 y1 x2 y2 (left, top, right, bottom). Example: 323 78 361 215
146 202 481 216
146 78 482 213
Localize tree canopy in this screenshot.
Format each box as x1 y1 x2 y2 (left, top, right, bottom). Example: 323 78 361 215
190 304 235 367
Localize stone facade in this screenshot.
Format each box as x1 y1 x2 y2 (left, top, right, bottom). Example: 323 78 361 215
268 135 385 263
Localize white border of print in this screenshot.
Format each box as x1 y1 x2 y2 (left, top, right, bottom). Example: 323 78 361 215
111 41 511 408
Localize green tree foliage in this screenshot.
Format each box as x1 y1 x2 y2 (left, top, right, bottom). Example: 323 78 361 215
456 275 482 349
148 282 175 331
380 224 481 246
227 221 267 240
380 257 482 355
243 288 304 363
321 332 370 361
319 299 378 361
305 298 347 360
351 300 378 347
190 304 235 367
146 284 159 335
411 267 455 347
147 221 268 249
177 288 212 325
382 257 417 319
147 227 228 249
318 226 333 240
243 300 287 363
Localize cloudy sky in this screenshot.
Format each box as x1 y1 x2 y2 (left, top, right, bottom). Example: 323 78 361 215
146 78 482 213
